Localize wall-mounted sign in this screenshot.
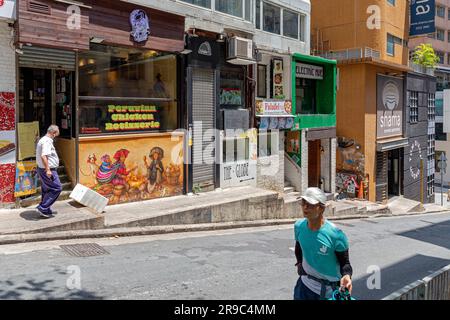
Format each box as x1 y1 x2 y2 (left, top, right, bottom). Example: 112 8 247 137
104 105 160 133
377 75 403 139
296 63 324 80
409 140 423 180
256 100 293 116
220 129 257 189
272 58 285 99
410 0 435 36
198 42 212 56
130 9 150 43
0 0 15 21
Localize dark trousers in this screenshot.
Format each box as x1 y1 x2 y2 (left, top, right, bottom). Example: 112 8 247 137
294 277 320 300
37 168 62 214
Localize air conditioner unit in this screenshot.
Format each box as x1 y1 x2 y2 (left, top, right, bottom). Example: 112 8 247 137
227 36 256 65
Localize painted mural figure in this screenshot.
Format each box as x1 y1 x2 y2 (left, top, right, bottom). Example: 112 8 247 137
144 147 165 192
96 154 116 184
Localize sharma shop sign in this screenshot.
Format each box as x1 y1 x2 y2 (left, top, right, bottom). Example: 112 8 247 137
296 63 323 80
377 75 403 139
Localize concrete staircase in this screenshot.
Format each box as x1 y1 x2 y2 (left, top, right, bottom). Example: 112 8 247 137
388 196 424 214
19 164 73 208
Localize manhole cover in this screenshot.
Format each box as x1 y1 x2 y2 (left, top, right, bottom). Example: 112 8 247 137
60 243 110 257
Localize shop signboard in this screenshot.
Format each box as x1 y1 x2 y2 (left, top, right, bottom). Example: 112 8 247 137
410 0 435 36
0 0 15 21
296 63 324 80
220 129 257 189
256 100 293 116
377 75 404 139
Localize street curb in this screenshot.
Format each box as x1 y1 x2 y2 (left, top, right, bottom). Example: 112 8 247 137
0 215 368 245
0 211 448 246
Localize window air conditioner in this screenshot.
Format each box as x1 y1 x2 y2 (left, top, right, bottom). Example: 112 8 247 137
227 36 256 65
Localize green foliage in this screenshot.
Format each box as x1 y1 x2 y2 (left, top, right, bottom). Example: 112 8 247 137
412 44 440 68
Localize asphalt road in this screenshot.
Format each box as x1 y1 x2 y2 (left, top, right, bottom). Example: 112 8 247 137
0 212 449 300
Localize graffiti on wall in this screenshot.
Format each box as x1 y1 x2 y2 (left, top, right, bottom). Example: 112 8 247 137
337 137 365 173
336 137 366 198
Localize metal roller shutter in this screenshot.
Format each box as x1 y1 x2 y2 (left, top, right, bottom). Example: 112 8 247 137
192 68 216 188
19 46 76 70
376 151 388 202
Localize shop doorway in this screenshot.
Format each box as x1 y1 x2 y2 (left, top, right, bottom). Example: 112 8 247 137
388 149 403 197
308 140 321 187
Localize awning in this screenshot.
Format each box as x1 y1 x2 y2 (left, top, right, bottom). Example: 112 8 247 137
376 137 409 152
0 0 16 21
306 127 336 141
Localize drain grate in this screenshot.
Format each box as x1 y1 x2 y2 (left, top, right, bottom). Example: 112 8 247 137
60 243 110 257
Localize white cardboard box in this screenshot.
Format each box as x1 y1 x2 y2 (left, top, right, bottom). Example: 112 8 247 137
70 184 108 214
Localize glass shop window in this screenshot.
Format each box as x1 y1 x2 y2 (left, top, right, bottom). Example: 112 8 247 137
78 44 178 135
220 70 245 108
296 78 317 114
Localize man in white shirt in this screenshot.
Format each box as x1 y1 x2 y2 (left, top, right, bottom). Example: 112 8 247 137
36 125 62 218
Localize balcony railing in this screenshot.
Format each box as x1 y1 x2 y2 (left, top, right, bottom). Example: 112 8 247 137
410 61 435 76
319 47 381 61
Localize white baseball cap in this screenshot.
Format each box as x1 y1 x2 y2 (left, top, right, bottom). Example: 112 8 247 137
298 187 327 205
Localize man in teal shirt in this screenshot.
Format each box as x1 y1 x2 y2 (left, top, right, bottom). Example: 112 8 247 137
294 188 353 300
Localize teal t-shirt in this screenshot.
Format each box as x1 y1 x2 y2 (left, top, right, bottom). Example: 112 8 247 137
294 219 349 280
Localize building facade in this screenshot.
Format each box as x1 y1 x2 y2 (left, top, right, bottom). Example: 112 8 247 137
311 0 435 203
0 0 16 207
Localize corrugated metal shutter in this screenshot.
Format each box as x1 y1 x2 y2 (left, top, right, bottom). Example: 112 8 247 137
376 151 388 202
19 46 76 70
192 68 215 188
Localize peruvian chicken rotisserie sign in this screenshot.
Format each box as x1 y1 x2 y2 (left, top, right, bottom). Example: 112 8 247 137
377 75 404 139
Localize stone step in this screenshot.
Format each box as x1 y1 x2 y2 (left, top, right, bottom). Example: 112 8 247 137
19 191 72 208
284 186 294 194
36 182 72 194
37 174 71 186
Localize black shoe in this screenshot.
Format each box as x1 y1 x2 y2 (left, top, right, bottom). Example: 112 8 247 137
37 207 53 219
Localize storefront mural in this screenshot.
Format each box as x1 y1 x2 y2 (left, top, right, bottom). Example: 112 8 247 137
0 164 15 203
79 134 184 205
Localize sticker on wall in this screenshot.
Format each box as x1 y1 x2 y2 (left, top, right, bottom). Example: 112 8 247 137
272 58 285 99
0 164 15 203
0 130 16 165
0 92 15 131
130 9 150 43
15 161 38 198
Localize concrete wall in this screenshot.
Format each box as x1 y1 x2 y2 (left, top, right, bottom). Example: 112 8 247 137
257 131 285 193
404 73 435 203
311 0 409 65
258 51 292 99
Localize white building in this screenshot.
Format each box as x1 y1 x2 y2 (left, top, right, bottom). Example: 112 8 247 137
131 0 311 194
436 90 450 188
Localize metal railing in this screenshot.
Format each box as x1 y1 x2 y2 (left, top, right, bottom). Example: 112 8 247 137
383 265 450 300
319 47 381 61
410 61 435 76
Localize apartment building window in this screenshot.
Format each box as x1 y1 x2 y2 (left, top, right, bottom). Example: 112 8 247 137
216 0 243 18
427 174 435 197
257 64 267 98
255 1 305 41
387 34 395 55
387 0 395 6
437 5 446 18
180 0 253 21
263 2 281 34
409 91 419 123
436 123 448 141
448 8 450 20
283 9 299 39
429 93 436 122
180 0 211 8
436 51 445 64
437 28 445 41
